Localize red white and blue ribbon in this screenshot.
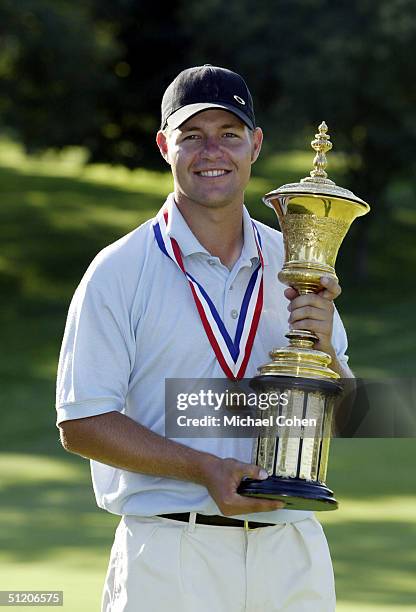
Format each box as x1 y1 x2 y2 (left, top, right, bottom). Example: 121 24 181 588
153 206 264 379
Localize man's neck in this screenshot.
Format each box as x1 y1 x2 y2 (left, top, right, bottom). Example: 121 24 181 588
175 196 244 270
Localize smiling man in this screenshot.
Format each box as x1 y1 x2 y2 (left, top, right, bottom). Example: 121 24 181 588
56 65 353 611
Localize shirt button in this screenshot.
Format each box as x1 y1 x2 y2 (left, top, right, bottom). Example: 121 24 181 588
208 259 215 266
229 285 234 290
231 309 239 319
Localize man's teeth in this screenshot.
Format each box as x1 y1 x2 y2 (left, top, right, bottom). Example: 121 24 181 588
198 170 228 177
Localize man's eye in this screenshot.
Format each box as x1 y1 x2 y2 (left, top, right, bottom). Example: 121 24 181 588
223 132 239 138
183 134 200 140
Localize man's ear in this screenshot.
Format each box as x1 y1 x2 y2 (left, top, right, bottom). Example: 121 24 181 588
156 130 171 164
251 127 263 164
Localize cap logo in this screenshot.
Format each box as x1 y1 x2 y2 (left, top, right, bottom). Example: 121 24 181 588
233 95 246 105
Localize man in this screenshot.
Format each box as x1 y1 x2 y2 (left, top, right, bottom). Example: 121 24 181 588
56 65 353 611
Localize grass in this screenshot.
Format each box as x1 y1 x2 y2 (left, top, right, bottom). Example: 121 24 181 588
0 454 116 610
322 439 416 609
0 139 415 610
1 444 415 611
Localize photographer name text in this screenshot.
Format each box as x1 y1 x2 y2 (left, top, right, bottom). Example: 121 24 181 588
176 415 317 428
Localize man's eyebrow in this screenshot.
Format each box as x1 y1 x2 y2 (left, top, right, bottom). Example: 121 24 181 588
221 123 244 130
179 125 201 133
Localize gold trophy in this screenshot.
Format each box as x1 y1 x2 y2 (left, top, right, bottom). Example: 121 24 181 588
238 122 370 510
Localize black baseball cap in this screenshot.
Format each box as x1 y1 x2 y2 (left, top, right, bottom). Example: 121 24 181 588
161 64 256 131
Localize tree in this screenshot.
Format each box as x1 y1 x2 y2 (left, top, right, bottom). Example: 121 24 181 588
183 0 416 278
0 0 192 168
1 0 415 198
0 0 118 153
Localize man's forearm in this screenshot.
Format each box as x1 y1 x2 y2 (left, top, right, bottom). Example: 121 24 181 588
326 352 356 433
59 411 219 487
326 350 354 379
59 410 285 516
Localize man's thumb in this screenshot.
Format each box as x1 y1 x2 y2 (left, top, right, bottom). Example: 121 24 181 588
242 465 269 480
257 467 269 480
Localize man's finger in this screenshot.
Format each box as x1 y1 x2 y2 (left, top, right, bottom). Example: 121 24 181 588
320 276 341 299
288 293 334 313
232 496 286 512
284 287 299 300
290 319 329 334
289 305 328 324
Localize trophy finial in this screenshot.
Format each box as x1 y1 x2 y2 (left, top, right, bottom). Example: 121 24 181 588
301 121 335 185
310 121 332 179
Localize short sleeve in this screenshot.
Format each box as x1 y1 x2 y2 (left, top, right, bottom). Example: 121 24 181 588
331 306 349 365
56 278 135 425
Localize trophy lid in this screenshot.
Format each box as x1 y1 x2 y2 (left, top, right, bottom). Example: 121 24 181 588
264 122 369 210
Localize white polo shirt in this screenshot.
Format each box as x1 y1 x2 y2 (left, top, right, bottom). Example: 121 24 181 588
56 193 349 524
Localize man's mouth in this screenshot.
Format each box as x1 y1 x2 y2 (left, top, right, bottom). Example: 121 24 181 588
195 169 231 177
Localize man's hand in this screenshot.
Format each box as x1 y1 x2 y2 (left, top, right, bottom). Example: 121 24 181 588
284 276 341 356
201 456 284 516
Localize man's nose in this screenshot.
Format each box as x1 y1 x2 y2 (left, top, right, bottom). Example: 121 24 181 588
200 137 223 159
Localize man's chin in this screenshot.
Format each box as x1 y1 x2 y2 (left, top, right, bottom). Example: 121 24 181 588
190 190 241 209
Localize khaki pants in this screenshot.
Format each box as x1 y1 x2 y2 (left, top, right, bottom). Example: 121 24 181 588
102 514 336 612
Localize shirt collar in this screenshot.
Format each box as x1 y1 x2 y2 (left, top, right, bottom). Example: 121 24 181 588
240 204 262 266
163 193 266 265
164 194 210 257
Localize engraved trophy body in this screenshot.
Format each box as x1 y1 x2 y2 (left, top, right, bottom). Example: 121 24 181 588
238 122 370 511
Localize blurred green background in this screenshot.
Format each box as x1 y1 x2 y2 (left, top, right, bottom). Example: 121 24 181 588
0 1 415 610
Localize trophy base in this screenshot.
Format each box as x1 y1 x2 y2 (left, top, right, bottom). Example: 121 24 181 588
237 476 338 511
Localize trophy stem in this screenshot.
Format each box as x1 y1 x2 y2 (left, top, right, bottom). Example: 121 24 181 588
298 288 315 295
